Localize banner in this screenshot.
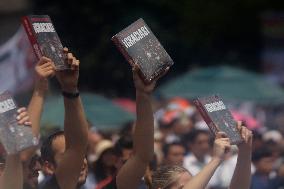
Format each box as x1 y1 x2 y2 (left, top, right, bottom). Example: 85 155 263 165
0 27 36 94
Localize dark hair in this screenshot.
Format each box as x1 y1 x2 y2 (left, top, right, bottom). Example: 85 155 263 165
162 142 185 157
94 148 116 182
183 129 210 144
113 135 133 157
119 121 134 136
252 147 273 162
40 131 65 165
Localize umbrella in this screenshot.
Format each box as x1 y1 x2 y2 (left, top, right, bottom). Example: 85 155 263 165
41 92 135 131
158 66 284 104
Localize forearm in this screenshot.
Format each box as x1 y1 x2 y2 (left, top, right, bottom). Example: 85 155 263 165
134 90 154 162
63 96 88 151
184 158 221 189
229 149 251 189
1 154 23 189
28 86 46 137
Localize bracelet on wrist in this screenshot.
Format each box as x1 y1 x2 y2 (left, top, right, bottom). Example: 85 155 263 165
62 90 80 99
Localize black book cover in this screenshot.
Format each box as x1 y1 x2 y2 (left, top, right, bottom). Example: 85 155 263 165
0 91 36 154
112 18 174 83
22 15 69 70
193 95 243 145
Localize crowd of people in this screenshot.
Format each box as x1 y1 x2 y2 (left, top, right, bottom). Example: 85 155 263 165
0 47 283 189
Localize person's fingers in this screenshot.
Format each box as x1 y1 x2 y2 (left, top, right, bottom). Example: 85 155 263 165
244 127 252 143
16 111 28 120
39 61 53 69
18 115 30 125
67 53 74 64
17 107 26 114
24 121 32 126
155 66 170 81
38 57 52 65
45 70 55 77
132 63 140 72
71 57 77 70
42 65 55 72
74 60 80 70
132 64 141 79
237 121 242 131
216 132 228 139
241 126 246 140
219 138 230 143
224 144 231 153
63 47 69 53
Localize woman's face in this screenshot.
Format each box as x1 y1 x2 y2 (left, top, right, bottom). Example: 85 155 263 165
167 171 192 189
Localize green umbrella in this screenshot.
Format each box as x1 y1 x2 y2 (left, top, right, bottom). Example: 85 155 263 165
41 92 135 130
158 66 284 104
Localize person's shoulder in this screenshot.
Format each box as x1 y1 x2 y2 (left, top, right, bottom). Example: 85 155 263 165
184 153 197 163
40 175 61 189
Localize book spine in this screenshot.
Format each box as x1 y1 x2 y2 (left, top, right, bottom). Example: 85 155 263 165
21 16 42 60
193 99 219 135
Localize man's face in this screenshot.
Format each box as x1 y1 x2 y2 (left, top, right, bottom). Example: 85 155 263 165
166 145 185 166
190 133 210 159
255 156 274 174
52 135 88 186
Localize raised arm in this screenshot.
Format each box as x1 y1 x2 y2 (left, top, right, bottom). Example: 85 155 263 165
28 57 55 137
21 57 55 162
0 108 31 189
116 65 169 189
54 48 89 189
184 132 231 189
229 122 252 189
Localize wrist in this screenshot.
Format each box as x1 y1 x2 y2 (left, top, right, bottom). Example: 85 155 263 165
62 90 80 99
61 86 78 93
136 90 151 98
211 156 223 164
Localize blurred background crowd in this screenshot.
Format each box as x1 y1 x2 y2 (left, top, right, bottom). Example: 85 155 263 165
1 0 284 188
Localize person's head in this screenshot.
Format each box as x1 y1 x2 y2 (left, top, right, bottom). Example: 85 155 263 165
40 131 88 186
113 135 133 170
252 148 274 175
152 165 192 189
185 129 211 160
93 140 116 181
162 142 185 166
23 154 42 189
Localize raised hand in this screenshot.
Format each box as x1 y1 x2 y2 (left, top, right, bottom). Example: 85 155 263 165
132 63 169 94
34 57 55 92
236 121 253 153
16 107 32 126
56 47 80 93
212 132 231 161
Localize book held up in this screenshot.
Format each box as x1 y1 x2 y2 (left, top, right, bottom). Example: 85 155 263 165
22 15 69 70
0 91 37 154
112 18 174 84
193 95 243 145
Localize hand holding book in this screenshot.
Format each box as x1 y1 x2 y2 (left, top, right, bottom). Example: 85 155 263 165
212 132 231 161
16 107 32 126
133 63 169 94
56 47 80 93
236 121 252 153
34 57 56 92
112 18 174 84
